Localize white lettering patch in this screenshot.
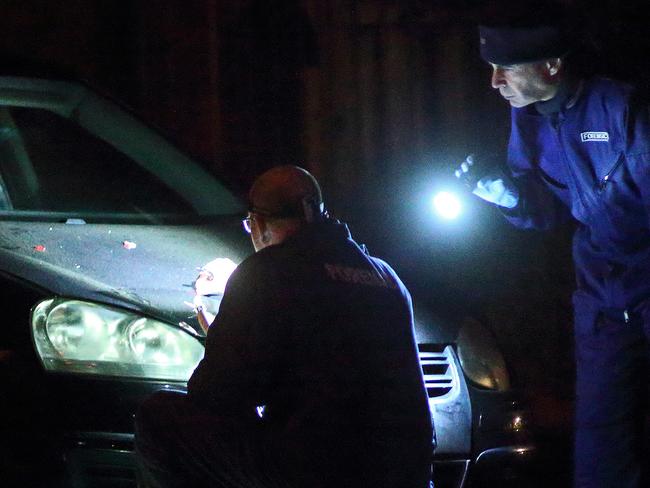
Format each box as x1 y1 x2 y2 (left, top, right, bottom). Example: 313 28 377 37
580 131 609 142
324 263 397 289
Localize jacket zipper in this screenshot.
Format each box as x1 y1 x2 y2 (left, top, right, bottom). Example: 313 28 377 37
597 154 624 192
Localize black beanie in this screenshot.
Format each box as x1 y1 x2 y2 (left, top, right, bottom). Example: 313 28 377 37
479 23 571 65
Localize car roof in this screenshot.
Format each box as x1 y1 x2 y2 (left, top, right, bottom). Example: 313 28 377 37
0 74 244 215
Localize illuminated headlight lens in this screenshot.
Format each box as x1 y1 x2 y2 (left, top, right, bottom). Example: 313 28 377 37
31 299 204 381
456 316 511 391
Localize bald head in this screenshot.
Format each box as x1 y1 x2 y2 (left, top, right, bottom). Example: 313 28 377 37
247 165 324 251
249 165 323 220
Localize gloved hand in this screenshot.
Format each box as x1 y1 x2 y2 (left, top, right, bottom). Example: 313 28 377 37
454 154 519 209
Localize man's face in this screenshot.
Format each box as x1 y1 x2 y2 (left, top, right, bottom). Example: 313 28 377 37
489 61 557 107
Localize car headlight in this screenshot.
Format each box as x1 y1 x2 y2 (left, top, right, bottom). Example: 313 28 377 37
31 298 204 382
456 316 510 391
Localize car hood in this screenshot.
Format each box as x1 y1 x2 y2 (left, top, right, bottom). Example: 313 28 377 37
0 219 459 343
0 219 251 336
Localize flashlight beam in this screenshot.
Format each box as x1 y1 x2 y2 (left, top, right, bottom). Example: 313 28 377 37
433 191 462 220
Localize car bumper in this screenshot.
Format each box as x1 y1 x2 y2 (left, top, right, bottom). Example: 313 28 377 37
63 432 136 488
61 437 536 488
470 444 537 488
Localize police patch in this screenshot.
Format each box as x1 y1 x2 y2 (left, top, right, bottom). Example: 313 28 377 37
324 263 397 289
580 131 609 142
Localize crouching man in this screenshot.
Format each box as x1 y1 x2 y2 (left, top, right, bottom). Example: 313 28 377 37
135 165 434 488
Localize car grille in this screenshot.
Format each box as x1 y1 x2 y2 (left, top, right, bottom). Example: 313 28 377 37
418 344 460 404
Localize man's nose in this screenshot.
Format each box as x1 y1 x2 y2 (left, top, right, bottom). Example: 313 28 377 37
491 68 505 89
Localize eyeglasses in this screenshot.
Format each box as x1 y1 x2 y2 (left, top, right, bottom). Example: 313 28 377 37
242 207 275 234
242 215 253 234
242 203 324 234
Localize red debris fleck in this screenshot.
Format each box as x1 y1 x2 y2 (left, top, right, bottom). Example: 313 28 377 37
34 245 46 252
122 240 137 250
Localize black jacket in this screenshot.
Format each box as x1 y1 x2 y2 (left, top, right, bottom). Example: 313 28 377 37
188 219 433 487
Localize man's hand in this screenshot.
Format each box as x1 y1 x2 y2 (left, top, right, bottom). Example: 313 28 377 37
473 175 519 208
455 154 519 208
193 268 219 296
189 263 228 333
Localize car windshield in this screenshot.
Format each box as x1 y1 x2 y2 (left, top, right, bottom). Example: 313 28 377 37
0 98 241 222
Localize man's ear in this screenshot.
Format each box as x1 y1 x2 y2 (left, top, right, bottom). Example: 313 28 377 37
254 214 267 234
254 215 272 244
546 58 562 77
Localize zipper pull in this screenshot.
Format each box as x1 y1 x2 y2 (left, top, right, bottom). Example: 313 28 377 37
599 174 610 191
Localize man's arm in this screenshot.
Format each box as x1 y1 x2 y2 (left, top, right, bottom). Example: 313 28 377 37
187 258 284 414
625 96 650 222
192 294 215 334
498 170 571 230
457 152 570 230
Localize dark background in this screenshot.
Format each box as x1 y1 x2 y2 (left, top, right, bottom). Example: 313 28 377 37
2 0 649 479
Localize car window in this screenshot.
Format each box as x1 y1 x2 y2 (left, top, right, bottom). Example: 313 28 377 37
0 172 10 210
0 106 196 214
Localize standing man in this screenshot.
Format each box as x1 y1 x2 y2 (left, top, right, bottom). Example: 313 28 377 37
136 165 434 488
458 6 650 488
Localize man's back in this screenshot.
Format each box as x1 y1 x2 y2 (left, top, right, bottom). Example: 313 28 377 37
188 220 433 487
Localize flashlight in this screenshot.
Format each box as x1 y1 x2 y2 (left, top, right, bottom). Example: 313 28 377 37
431 153 492 220
432 191 462 219
454 154 483 189
430 156 476 220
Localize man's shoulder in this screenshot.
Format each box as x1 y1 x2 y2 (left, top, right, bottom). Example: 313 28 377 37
227 248 282 285
583 76 636 106
367 255 397 278
366 255 411 297
581 77 650 132
235 236 323 278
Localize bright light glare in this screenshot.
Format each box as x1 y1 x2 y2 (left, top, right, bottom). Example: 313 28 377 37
433 191 462 219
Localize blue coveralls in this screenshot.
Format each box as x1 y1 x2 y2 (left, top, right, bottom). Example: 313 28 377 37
502 77 650 488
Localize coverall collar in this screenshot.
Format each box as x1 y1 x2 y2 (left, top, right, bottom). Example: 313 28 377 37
534 77 583 115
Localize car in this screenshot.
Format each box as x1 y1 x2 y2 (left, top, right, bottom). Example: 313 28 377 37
0 75 534 488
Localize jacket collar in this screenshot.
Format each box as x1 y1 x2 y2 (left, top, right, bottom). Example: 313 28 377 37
284 218 353 247
534 77 584 115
